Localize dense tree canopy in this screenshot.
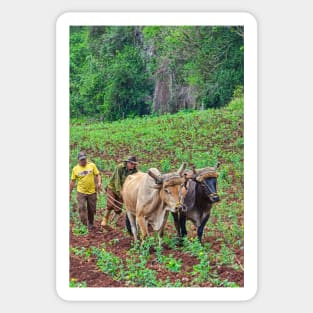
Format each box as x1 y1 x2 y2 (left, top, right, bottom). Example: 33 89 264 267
70 26 243 121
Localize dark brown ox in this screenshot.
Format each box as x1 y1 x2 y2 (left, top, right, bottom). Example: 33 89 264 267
172 163 220 243
122 163 187 241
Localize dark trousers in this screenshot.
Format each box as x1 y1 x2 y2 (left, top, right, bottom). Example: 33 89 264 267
77 192 97 225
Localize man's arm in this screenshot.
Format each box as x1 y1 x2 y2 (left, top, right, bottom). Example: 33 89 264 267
92 163 102 191
95 174 101 190
114 166 123 196
69 179 75 201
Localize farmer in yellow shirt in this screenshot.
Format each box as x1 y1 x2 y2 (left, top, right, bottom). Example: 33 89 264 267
69 152 101 229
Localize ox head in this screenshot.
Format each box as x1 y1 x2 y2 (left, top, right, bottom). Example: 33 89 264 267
148 162 187 213
193 162 220 203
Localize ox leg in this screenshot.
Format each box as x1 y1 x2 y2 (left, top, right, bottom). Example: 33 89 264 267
171 212 181 238
158 210 168 238
197 214 210 243
125 214 132 235
158 226 166 246
137 214 148 241
172 212 185 246
180 214 188 238
127 212 138 241
157 210 169 246
157 229 163 246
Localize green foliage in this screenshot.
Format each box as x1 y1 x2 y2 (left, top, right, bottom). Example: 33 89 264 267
155 243 182 272
103 45 153 120
70 246 91 259
70 26 106 117
70 26 243 120
69 278 87 288
72 222 88 236
181 238 216 284
232 85 244 99
182 237 204 257
84 240 186 287
164 254 182 272
108 238 120 246
123 238 160 287
91 245 125 280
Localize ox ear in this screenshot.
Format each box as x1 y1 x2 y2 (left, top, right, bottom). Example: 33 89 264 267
148 170 163 185
177 162 187 176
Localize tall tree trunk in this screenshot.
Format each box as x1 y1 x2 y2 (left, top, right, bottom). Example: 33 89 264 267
152 58 173 114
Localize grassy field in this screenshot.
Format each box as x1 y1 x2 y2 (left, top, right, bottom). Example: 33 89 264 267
69 96 244 287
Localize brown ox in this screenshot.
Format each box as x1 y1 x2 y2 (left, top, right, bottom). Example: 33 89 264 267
122 163 187 241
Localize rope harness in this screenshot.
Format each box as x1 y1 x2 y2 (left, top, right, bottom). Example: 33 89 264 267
98 186 124 212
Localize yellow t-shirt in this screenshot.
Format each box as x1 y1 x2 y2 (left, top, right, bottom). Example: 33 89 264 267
71 162 100 194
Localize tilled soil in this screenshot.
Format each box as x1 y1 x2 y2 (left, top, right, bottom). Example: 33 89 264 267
70 211 244 288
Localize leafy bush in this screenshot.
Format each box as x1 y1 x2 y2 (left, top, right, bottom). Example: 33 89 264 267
70 26 243 119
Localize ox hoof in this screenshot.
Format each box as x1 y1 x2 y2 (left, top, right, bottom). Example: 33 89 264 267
101 217 108 226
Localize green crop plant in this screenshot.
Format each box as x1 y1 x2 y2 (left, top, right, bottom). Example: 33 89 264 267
164 254 182 272
91 245 125 281
222 280 240 287
155 242 164 263
70 246 91 259
108 238 120 246
70 278 87 288
124 239 159 287
191 254 214 284
159 277 184 287
181 237 204 257
154 242 182 273
162 234 178 250
72 222 88 236
214 244 236 267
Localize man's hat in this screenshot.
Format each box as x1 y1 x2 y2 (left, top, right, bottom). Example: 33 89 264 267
124 156 138 164
78 152 87 160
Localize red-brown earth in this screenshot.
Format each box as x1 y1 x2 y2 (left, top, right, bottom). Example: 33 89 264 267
70 209 244 287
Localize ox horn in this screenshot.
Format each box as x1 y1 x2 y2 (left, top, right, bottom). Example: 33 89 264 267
183 173 188 187
184 173 188 182
215 161 221 170
177 162 187 176
148 170 163 184
191 164 197 180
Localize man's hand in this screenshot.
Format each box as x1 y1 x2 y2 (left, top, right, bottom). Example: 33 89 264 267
69 180 75 202
96 174 102 192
